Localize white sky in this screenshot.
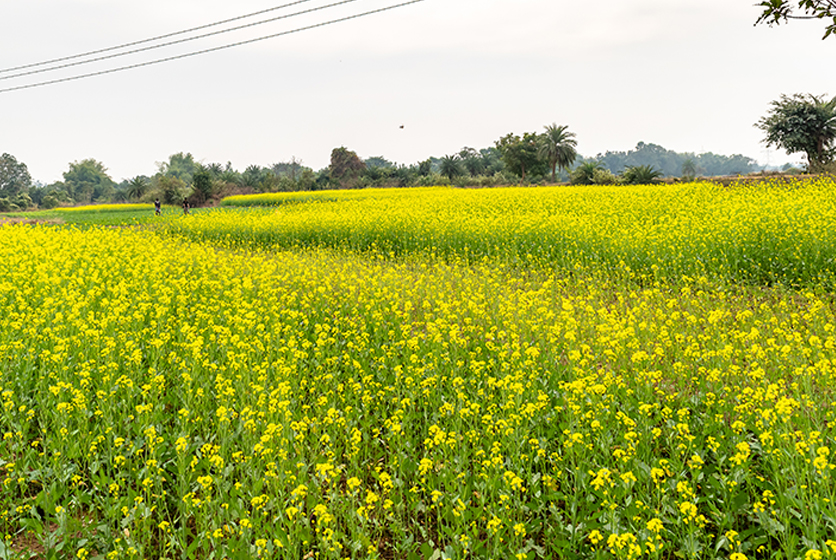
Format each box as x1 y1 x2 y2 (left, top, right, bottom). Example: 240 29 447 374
1 0 834 183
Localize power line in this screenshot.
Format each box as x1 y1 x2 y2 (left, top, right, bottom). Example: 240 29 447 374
0 0 425 95
0 0 317 74
0 0 363 82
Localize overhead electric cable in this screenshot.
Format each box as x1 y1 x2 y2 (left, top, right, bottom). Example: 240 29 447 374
0 0 317 74
0 0 363 82
0 0 425 95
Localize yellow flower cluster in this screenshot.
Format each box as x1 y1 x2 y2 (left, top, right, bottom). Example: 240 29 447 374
1 180 835 558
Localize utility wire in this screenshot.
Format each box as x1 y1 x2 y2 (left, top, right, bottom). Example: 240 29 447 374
0 0 317 74
0 0 425 95
0 0 363 82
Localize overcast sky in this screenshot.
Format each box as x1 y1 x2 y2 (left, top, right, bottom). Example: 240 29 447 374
1 0 834 183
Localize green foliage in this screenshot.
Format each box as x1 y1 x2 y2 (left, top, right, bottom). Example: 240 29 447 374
591 168 619 185
622 165 663 185
757 93 836 172
242 165 269 191
570 161 605 185
329 147 366 188
126 176 150 201
0 153 32 199
157 175 187 205
756 0 836 38
439 154 464 181
598 142 758 177
61 159 115 204
682 158 697 181
457 147 484 176
538 123 578 182
159 152 199 186
496 132 547 182
191 168 214 205
417 159 432 177
364 156 395 169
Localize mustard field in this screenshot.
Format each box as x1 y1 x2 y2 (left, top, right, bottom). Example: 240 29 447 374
1 179 836 559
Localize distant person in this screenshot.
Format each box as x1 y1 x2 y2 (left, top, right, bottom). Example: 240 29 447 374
182 198 190 215
154 198 161 216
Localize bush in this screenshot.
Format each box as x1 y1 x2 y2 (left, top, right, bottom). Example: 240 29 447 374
591 168 619 185
40 194 60 209
622 165 663 185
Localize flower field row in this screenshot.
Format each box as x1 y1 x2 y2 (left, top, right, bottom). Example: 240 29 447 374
174 178 836 288
1 207 835 558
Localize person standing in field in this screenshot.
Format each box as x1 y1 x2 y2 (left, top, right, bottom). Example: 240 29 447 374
182 198 190 215
154 198 161 215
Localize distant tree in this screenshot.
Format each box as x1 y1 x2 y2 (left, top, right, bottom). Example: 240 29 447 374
63 159 115 203
242 165 267 190
439 154 464 181
538 124 578 183
417 159 432 177
757 93 836 172
159 152 199 186
204 163 224 179
126 176 149 201
329 147 366 188
479 147 506 176
365 156 395 169
756 0 836 38
272 158 308 181
591 168 619 185
191 168 214 204
219 163 242 187
0 153 32 199
622 165 663 185
458 147 484 176
681 158 697 180
298 168 317 191
570 161 605 185
598 142 758 177
157 176 186 205
496 132 547 182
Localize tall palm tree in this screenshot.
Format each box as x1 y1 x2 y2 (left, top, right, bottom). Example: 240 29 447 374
439 154 463 181
538 124 578 183
126 176 149 201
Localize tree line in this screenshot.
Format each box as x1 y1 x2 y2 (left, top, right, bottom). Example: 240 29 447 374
3 92 835 211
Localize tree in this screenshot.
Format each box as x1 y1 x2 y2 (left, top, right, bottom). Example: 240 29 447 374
496 132 547 182
159 152 199 186
570 161 604 185
0 153 32 199
757 93 836 172
365 156 395 169
329 147 365 188
622 165 663 185
756 0 836 38
126 176 149 201
191 168 214 204
458 147 485 177
538 124 578 183
157 176 186 205
417 159 432 177
439 154 463 181
681 159 697 181
62 159 115 203
242 165 267 190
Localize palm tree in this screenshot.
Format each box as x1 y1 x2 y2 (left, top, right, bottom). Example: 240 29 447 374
538 124 578 183
570 161 604 185
681 158 697 180
622 165 663 185
439 155 463 181
126 176 149 201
